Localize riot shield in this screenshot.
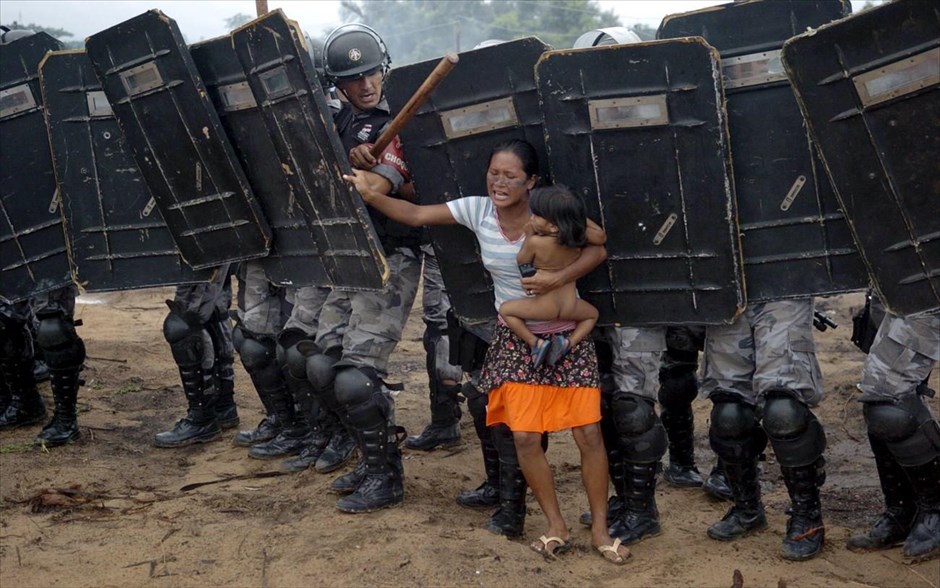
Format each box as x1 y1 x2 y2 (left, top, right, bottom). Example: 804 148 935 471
40 50 212 291
659 0 868 302
385 38 550 324
0 32 73 303
536 39 744 326
190 35 330 288
782 0 940 316
230 10 388 290
85 10 271 271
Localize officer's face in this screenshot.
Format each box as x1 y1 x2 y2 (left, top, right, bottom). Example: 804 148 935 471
336 68 383 111
486 151 534 209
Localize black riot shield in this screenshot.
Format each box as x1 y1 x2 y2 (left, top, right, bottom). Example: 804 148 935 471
40 50 212 292
782 0 940 316
0 32 73 303
385 38 550 324
190 34 329 288
536 39 744 326
659 0 868 302
85 10 271 271
230 10 388 290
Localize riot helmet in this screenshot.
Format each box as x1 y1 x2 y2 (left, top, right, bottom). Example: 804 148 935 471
572 27 641 48
323 23 390 83
472 39 507 49
0 26 36 45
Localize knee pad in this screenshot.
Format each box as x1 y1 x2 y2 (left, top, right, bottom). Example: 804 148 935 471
864 395 940 467
334 367 380 407
36 312 86 371
238 333 276 373
762 391 826 467
232 323 246 353
610 393 667 462
163 311 203 368
657 366 698 410
306 353 337 392
464 384 488 420
709 394 767 464
276 328 313 380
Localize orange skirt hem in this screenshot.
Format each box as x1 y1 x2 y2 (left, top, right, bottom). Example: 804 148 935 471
485 381 601 433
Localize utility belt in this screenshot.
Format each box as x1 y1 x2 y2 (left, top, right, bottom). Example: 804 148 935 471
446 308 489 373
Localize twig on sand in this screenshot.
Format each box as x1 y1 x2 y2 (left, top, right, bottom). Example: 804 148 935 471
731 569 743 588
261 548 271 588
179 471 286 492
87 355 128 364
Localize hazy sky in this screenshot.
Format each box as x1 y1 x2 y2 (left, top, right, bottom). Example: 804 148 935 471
1 0 878 44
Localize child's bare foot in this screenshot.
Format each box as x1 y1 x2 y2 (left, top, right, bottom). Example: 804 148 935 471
532 338 551 368
547 335 570 366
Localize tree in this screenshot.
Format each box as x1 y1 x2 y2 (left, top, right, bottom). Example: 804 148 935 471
224 13 253 30
338 0 620 66
631 23 656 42
0 21 82 48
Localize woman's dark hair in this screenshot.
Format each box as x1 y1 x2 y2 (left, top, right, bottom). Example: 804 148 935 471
529 184 587 248
489 139 540 179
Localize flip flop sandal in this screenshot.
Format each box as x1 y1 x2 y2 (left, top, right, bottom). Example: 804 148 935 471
546 335 570 366
530 535 573 561
532 338 551 368
597 538 631 565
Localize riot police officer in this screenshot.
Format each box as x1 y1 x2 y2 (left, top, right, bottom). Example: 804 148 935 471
1 286 85 447
847 311 939 562
303 24 422 513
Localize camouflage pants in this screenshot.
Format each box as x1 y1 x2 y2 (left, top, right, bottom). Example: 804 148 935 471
596 326 666 401
283 285 331 337
172 266 233 371
237 260 330 338
859 312 940 402
702 298 823 406
315 248 421 378
422 245 462 383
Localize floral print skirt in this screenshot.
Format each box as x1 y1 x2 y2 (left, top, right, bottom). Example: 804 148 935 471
480 324 601 433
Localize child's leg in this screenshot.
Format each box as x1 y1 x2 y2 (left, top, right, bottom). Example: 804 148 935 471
567 300 599 347
572 423 628 559
514 430 569 544
499 297 563 347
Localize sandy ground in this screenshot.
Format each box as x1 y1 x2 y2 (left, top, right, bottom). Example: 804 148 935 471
1 288 938 588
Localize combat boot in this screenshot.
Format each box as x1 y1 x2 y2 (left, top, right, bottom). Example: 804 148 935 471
316 417 357 473
154 367 221 447
456 406 500 509
405 381 462 450
336 422 404 513
211 357 239 430
332 456 367 494
702 459 734 501
248 390 309 459
36 366 81 447
707 458 767 541
0 356 46 430
281 393 331 473
780 458 827 560
847 436 916 552
484 424 526 537
901 456 940 562
233 414 279 446
609 461 662 544
659 367 703 488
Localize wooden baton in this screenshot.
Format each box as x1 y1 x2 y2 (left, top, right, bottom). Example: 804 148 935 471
368 53 459 159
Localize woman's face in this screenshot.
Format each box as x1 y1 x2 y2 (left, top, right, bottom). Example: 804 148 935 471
486 151 535 209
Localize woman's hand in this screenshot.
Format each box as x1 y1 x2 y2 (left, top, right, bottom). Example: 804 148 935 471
521 268 563 296
342 170 379 204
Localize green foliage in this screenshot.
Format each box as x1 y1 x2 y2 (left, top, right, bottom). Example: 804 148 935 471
338 0 620 65
0 443 34 454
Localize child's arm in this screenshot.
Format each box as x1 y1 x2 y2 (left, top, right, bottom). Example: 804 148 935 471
586 218 607 246
516 234 537 266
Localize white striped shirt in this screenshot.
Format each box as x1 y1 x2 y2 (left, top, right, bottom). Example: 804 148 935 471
447 196 575 333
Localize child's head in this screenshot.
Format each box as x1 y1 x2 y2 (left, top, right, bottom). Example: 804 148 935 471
528 185 587 248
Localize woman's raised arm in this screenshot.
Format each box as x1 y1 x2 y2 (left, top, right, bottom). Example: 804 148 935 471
344 170 457 227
